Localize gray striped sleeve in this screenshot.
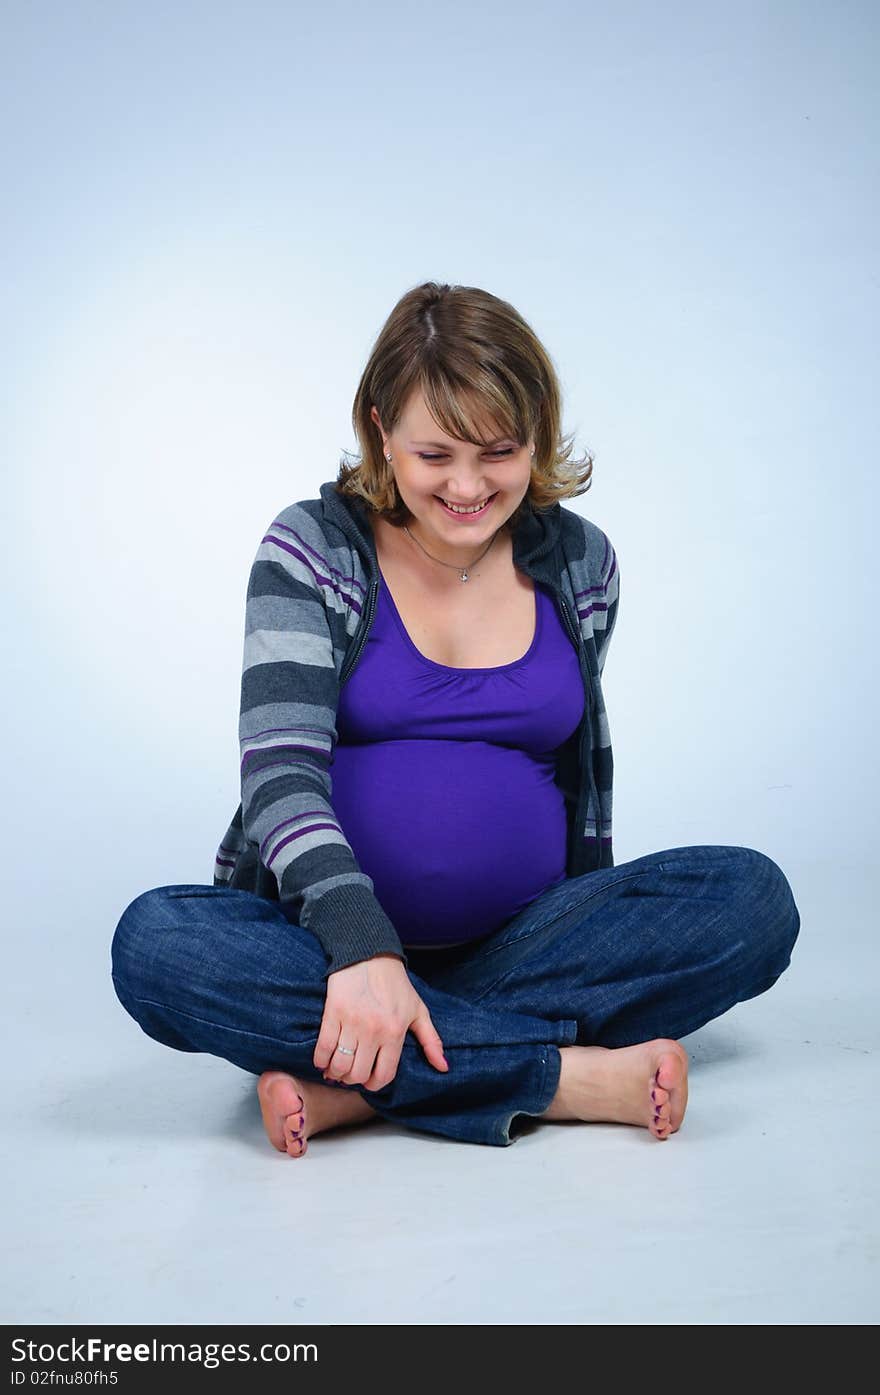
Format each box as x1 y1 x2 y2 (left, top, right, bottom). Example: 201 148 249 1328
596 537 620 679
238 511 407 975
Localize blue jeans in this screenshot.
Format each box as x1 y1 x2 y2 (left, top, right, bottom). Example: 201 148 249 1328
110 844 800 1147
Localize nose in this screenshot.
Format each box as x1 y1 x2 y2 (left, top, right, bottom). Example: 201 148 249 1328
442 478 492 503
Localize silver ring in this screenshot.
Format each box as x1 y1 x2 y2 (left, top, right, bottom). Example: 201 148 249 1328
335 1044 356 1055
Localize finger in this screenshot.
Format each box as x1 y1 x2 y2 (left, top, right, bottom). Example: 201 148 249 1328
363 1043 401 1093
314 1012 343 1071
324 1037 359 1081
341 1038 381 1088
411 1011 449 1072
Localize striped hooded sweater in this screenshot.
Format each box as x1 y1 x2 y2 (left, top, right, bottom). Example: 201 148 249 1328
213 480 620 977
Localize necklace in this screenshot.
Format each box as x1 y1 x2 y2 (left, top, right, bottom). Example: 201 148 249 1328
402 522 500 582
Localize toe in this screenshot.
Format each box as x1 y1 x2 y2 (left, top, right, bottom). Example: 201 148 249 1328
655 1055 684 1093
656 1049 688 1114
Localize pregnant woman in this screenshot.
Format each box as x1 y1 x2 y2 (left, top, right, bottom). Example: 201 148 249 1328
111 281 801 1153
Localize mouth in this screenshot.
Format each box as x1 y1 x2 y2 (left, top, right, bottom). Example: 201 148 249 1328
435 492 498 519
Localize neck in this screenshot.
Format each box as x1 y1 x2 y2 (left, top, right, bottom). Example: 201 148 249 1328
404 517 510 568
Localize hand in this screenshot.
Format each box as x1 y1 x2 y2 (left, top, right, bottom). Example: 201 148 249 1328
314 953 449 1092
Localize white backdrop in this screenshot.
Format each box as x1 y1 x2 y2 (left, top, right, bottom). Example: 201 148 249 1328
3 0 879 1331
4 0 876 947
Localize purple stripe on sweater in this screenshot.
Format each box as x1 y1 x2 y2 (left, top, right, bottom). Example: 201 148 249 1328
260 809 340 861
264 533 364 615
266 822 341 867
215 855 237 869
574 544 617 599
267 808 334 837
576 600 608 621
271 519 368 597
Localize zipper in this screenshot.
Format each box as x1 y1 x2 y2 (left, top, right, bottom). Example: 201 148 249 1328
556 589 600 873
339 577 379 689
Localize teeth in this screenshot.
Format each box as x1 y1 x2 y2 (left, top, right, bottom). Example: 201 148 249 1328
441 496 491 514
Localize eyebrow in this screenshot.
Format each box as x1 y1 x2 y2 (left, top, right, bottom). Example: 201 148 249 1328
408 437 513 448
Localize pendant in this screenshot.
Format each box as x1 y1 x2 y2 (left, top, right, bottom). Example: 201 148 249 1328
459 570 469 582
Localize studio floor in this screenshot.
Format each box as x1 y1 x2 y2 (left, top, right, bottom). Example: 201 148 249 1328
5 858 877 1326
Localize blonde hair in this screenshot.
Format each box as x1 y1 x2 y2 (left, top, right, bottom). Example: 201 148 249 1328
336 281 594 529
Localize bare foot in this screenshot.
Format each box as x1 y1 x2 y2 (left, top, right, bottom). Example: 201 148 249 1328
541 1039 689 1141
257 1071 378 1158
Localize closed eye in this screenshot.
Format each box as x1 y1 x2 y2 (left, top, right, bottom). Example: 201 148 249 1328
417 449 514 461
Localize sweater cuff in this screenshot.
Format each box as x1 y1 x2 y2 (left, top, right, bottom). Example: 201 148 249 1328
282 882 409 976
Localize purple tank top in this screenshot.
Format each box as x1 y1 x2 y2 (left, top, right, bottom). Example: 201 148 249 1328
329 573 585 949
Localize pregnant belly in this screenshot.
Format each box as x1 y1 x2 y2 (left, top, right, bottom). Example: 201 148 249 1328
329 739 568 947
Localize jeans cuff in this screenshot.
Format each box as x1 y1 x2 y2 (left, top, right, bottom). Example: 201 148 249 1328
496 1027 574 1146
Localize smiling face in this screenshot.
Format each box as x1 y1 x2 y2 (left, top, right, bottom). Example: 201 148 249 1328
370 387 534 565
